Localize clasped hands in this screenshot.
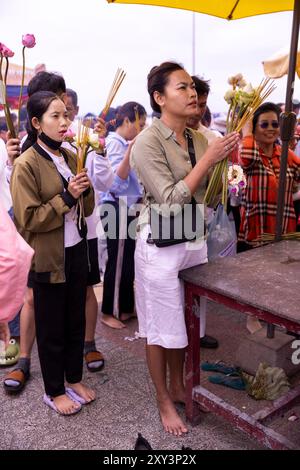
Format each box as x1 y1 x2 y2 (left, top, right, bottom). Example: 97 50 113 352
68 168 91 199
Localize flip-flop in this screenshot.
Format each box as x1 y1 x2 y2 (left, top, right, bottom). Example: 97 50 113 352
201 361 240 375
65 387 95 405
85 351 105 372
3 369 30 393
43 393 82 414
208 375 246 390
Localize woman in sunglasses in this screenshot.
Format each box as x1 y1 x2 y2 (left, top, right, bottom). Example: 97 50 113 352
238 102 300 250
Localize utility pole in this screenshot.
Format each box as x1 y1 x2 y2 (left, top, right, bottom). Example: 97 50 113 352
192 12 196 74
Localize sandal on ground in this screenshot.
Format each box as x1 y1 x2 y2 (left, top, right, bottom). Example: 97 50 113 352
43 394 82 415
3 368 30 393
85 350 105 372
208 374 246 390
65 387 95 405
201 361 240 375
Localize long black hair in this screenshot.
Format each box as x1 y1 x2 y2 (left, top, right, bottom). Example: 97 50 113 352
22 91 60 152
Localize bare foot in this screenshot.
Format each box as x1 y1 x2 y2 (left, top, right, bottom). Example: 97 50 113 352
157 396 188 436
169 386 186 405
52 394 81 415
67 382 96 403
101 314 126 329
119 312 137 321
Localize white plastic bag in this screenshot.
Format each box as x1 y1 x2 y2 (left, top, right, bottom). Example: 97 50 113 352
207 204 237 261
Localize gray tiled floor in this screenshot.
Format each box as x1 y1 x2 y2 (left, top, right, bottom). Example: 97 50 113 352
0 292 298 450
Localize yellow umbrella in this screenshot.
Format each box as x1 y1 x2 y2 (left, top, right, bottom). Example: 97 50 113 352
107 0 300 239
107 0 294 19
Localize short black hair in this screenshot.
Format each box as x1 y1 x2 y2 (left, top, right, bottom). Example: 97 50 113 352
201 106 212 127
252 102 281 133
66 88 78 107
27 71 66 97
191 76 210 96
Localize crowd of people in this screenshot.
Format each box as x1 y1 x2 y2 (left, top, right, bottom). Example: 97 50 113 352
1 63 300 435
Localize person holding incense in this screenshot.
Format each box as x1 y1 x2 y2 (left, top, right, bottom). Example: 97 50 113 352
10 91 96 414
238 102 300 250
4 72 108 394
131 61 239 436
99 101 147 329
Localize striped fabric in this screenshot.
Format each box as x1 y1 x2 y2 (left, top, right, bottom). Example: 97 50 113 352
238 135 300 246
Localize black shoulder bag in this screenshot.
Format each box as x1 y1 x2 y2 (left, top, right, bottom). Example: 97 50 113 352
148 133 205 247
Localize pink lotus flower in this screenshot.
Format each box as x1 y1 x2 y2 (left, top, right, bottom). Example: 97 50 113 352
99 137 106 148
0 45 14 57
64 128 76 142
22 34 36 48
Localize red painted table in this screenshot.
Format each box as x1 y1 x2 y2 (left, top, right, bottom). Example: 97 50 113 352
179 240 300 450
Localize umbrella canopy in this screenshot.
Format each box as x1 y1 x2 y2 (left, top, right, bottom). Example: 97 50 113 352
263 47 300 78
107 0 300 239
107 0 295 19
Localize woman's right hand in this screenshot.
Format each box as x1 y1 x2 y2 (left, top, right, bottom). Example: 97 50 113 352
67 169 90 199
204 131 240 167
6 132 21 165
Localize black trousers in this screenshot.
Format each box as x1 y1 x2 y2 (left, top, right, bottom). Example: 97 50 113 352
101 201 136 316
33 240 88 397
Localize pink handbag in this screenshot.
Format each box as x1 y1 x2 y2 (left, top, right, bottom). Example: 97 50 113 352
0 203 34 322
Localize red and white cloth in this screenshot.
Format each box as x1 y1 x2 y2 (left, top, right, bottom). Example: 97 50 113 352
238 135 300 245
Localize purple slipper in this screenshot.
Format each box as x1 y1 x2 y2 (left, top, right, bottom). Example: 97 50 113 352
65 387 94 405
43 393 82 414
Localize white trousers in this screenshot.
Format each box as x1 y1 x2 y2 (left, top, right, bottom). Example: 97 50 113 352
134 225 208 349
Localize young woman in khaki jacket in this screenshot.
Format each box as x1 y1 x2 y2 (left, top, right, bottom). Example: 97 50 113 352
11 91 95 415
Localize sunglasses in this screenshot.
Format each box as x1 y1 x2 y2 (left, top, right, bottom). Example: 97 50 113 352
259 121 279 129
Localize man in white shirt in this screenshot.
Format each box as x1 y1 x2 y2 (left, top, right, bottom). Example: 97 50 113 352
187 76 222 144
186 76 221 350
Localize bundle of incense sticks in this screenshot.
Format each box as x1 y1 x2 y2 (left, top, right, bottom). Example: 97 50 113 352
204 78 276 208
76 119 91 174
235 78 276 132
101 68 126 119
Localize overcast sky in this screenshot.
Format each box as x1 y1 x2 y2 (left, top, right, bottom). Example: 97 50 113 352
1 0 299 116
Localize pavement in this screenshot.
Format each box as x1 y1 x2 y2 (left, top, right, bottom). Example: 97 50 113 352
0 284 299 451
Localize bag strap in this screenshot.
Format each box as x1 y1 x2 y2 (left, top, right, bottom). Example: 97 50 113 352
186 132 198 206
186 132 196 168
